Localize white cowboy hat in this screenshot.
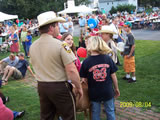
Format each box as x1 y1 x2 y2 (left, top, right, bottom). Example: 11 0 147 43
97 25 116 34
37 11 66 28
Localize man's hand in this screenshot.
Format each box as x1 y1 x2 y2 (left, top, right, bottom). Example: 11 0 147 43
76 87 83 101
114 88 120 99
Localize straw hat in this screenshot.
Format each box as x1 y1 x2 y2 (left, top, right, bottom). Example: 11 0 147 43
37 11 66 28
97 25 116 34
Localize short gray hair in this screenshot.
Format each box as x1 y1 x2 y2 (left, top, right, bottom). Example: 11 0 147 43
18 52 25 57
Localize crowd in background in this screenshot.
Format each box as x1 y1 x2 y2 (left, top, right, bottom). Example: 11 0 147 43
0 10 160 84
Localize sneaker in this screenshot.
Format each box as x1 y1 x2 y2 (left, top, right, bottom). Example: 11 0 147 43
122 76 130 80
128 78 136 83
17 111 25 118
2 80 6 86
5 96 9 103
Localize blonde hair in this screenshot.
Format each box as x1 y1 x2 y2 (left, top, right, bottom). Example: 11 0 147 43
87 36 113 55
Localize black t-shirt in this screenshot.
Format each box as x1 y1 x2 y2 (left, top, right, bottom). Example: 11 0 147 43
80 54 118 102
15 59 29 77
124 33 135 56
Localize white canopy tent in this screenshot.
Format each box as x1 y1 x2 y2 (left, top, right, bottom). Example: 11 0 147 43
0 12 18 22
58 5 97 14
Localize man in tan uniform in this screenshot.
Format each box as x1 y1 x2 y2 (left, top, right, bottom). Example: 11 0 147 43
30 11 83 120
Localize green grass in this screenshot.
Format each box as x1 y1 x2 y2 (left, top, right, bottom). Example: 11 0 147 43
1 81 40 120
0 37 160 120
117 40 160 112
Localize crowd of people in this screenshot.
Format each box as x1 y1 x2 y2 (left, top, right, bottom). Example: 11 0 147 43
57 12 137 82
0 21 37 56
28 10 137 120
0 9 158 120
0 20 37 119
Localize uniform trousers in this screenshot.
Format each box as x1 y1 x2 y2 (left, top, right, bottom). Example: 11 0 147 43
38 81 76 120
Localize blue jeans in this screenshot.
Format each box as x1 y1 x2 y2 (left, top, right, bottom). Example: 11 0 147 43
22 42 27 56
13 111 19 118
91 98 115 120
25 45 31 56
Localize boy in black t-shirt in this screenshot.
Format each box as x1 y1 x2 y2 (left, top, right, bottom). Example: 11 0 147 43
80 36 120 120
123 22 136 83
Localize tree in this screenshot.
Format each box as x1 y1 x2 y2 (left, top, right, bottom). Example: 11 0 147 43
110 6 117 14
75 0 91 6
138 0 160 7
110 4 136 14
0 0 90 19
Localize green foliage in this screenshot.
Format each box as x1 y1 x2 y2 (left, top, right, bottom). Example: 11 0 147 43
110 4 136 14
75 0 91 6
145 8 153 14
0 0 90 19
138 0 160 7
110 6 117 14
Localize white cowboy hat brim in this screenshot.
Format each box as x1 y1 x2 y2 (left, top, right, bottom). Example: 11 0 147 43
38 17 65 28
97 30 116 34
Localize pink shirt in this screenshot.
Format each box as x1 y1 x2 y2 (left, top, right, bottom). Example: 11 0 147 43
0 98 13 120
75 55 81 72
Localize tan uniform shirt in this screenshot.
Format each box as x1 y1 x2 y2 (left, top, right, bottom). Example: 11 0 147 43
30 34 76 82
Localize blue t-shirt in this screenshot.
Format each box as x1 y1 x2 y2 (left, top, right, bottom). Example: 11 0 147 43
59 23 69 33
15 59 29 77
2 56 19 66
79 18 86 27
80 55 118 102
26 35 32 46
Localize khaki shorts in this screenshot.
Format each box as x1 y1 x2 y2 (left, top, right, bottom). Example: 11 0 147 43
0 62 8 73
12 68 23 79
124 55 136 73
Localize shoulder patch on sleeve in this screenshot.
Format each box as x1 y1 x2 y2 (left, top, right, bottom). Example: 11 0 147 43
62 43 72 53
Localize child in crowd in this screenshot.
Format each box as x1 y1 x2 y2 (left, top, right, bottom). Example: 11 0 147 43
123 22 136 83
9 26 19 55
20 25 28 56
25 30 32 57
98 25 120 64
80 36 120 120
61 33 81 72
78 29 86 48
